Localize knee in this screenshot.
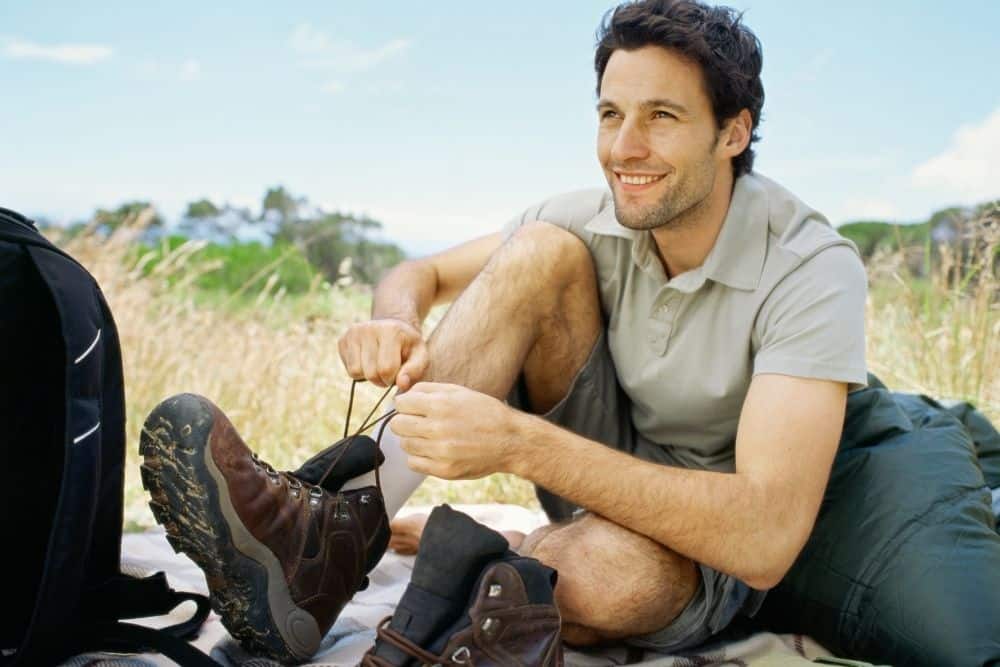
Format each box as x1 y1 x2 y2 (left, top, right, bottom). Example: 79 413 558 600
506 221 594 283
531 514 698 636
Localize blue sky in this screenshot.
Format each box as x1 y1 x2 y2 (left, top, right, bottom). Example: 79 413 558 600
2 1 998 255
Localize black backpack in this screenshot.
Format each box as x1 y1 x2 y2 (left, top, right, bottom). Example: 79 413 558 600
0 207 217 666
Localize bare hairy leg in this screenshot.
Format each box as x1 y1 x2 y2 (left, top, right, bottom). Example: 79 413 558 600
422 221 603 406
526 513 700 646
378 220 603 521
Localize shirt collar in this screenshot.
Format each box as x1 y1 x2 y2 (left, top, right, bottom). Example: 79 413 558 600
582 173 769 292
583 202 638 240
700 173 769 291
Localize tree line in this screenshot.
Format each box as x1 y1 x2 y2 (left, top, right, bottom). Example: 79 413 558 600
77 186 406 289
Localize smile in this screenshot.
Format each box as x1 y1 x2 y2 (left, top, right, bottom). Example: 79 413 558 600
615 172 665 189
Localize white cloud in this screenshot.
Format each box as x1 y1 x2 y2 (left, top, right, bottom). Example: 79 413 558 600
289 23 410 72
2 37 112 65
321 80 345 94
913 107 1000 202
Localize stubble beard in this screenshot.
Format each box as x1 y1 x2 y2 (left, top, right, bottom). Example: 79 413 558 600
611 142 720 232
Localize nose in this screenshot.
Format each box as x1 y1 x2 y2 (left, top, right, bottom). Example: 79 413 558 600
611 118 650 165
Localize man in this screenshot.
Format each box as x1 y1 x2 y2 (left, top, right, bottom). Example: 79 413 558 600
337 0 1000 662
142 1 1000 664
340 0 858 651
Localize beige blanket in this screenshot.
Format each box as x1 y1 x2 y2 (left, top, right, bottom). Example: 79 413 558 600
64 505 869 667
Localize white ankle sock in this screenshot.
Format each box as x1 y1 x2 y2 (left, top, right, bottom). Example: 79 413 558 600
340 409 425 518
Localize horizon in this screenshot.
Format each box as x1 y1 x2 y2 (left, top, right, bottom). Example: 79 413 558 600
2 0 998 256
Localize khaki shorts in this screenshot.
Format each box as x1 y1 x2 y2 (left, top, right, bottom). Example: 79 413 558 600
508 329 767 653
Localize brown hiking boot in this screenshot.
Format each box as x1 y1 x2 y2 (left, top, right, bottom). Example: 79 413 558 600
139 393 389 663
363 505 563 667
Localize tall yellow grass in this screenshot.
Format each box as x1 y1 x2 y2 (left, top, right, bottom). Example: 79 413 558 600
865 207 999 419
53 209 998 531
58 221 535 530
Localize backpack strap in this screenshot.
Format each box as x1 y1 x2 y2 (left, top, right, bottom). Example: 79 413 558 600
88 571 212 639
88 622 219 667
81 571 217 665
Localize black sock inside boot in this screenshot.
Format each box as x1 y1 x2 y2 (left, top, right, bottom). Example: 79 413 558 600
292 434 385 491
374 505 508 665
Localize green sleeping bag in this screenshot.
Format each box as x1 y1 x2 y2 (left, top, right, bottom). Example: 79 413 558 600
757 374 1000 666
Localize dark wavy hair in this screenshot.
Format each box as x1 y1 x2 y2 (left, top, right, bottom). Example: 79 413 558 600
595 0 764 177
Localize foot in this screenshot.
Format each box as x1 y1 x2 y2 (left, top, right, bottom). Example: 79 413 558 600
390 512 526 555
140 393 390 663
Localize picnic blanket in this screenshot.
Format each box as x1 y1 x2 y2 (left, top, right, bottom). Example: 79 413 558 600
62 504 881 667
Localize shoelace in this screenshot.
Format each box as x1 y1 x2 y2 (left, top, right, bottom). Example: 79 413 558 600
361 616 472 666
318 378 398 496
248 379 398 502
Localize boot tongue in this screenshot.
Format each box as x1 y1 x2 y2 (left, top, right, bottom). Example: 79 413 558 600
374 505 508 665
292 434 384 492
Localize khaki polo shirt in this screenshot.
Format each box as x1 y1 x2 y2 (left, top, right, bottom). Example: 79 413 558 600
501 172 868 472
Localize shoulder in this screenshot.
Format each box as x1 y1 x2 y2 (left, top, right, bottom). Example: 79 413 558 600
748 172 864 285
502 188 612 239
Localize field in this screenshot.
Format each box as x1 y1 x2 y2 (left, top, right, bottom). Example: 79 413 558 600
53 215 999 532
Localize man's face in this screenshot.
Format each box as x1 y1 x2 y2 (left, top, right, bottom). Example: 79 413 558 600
597 45 724 230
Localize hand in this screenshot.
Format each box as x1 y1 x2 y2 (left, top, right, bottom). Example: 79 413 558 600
338 319 428 390
390 382 526 480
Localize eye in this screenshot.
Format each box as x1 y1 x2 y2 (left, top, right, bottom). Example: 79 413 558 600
653 110 676 120
599 109 620 121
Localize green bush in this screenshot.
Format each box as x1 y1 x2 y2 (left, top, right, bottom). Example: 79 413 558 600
139 235 319 295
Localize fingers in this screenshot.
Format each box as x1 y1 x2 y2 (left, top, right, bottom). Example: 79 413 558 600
337 319 424 387
388 413 433 437
375 334 403 387
361 336 382 387
403 454 439 476
397 340 429 391
393 390 437 417
338 336 364 381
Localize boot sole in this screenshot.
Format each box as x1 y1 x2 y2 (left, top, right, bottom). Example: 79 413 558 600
139 393 321 663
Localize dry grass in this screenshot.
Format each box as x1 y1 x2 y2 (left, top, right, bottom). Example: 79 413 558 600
57 222 536 531
52 208 998 531
865 207 999 421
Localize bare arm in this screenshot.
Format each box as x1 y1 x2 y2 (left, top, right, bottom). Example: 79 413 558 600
390 374 846 588
371 232 504 329
508 374 847 589
340 232 503 388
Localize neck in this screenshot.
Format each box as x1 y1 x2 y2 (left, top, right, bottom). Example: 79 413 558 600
651 168 735 280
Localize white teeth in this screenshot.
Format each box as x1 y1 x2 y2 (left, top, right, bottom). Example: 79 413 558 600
619 174 663 185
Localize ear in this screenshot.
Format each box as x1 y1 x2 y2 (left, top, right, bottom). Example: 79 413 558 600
719 109 752 159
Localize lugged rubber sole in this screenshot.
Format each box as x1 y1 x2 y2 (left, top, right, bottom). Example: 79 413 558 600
139 393 320 663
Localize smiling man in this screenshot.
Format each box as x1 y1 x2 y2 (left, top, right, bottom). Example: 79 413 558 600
141 0 1000 664
332 0 1000 664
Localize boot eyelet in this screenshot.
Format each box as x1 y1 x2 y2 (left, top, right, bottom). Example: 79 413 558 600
308 486 323 507
287 478 302 490
487 584 502 598
480 617 498 633
360 493 371 504
450 646 471 663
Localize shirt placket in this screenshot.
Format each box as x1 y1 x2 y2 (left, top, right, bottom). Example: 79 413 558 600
648 290 680 356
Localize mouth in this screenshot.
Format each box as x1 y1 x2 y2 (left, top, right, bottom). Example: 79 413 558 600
614 171 666 192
